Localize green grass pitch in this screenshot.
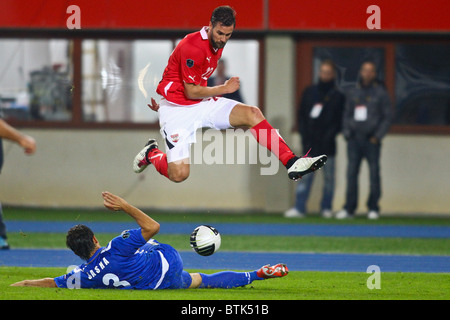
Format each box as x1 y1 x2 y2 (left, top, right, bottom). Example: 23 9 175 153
1 208 449 301
1 267 448 300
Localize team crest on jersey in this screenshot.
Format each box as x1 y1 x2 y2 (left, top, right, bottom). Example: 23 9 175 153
171 133 180 143
121 230 130 239
186 59 194 68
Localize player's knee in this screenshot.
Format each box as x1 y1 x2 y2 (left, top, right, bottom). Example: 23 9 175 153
246 106 264 126
169 168 190 183
168 160 190 183
171 174 188 183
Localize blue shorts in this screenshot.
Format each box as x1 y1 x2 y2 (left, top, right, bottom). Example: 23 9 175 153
156 243 192 289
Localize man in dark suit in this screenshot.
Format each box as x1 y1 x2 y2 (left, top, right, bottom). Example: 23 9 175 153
285 59 345 218
336 61 392 220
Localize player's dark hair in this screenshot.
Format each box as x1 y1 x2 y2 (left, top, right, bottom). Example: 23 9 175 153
210 5 236 27
66 224 96 261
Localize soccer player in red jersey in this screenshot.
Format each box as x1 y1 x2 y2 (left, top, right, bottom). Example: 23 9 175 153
133 6 327 182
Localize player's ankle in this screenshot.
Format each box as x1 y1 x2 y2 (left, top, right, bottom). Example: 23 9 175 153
285 156 299 169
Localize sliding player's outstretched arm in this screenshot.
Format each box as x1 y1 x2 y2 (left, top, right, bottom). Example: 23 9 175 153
102 191 160 241
11 278 57 287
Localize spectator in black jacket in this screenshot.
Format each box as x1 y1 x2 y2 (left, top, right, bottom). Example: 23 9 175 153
284 59 345 218
335 61 392 220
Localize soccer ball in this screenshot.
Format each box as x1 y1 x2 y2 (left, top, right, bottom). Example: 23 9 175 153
190 225 221 256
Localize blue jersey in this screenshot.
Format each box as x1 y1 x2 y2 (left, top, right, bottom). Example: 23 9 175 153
54 228 190 290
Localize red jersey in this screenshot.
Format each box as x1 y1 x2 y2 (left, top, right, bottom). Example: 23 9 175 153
156 27 223 105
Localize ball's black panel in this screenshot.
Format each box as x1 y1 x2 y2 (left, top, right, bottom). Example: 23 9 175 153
190 225 219 256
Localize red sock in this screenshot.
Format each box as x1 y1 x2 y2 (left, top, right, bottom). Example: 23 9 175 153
147 148 169 179
250 119 296 167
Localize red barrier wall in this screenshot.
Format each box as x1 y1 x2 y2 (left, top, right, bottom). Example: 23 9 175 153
0 0 448 32
269 0 450 32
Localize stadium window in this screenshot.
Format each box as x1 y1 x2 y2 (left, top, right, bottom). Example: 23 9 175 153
0 29 265 129
81 39 173 123
210 39 260 107
0 39 73 122
296 38 450 135
394 44 450 126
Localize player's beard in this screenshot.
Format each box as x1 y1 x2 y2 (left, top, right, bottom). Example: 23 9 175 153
211 38 226 49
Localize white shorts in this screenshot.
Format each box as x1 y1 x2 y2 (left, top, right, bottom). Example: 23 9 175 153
158 97 240 163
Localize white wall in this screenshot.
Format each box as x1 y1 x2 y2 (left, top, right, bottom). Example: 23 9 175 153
262 36 296 212
1 127 449 214
0 129 266 210
293 133 450 215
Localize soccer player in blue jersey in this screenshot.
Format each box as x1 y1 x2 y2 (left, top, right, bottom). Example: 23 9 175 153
11 191 288 289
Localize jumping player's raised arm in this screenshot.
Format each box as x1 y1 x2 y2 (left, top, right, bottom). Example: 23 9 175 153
184 76 240 100
101 191 160 241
